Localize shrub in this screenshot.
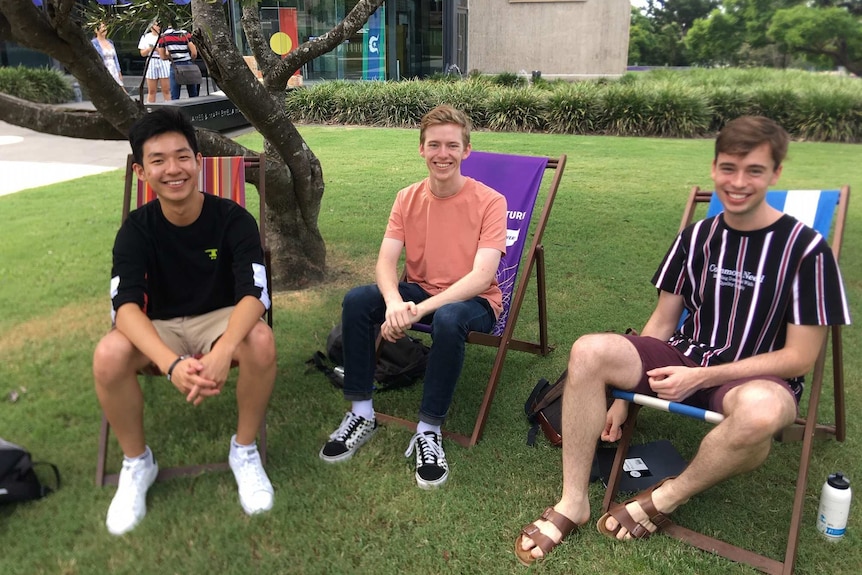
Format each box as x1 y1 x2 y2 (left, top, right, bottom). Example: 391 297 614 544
487 87 547 132
374 80 433 127
545 82 602 134
645 85 711 138
707 87 753 132
793 87 862 143
599 83 652 136
282 69 862 143
0 66 73 104
491 72 527 88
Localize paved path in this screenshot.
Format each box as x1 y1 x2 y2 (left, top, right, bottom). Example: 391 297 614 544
0 119 129 197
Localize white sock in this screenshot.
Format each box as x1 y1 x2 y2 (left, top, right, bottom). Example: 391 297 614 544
231 435 257 453
124 445 152 465
417 421 441 435
351 400 374 421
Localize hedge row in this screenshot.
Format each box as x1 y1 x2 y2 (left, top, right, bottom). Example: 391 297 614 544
284 69 862 143
0 66 73 104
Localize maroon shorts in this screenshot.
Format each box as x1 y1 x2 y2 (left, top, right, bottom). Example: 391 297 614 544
623 334 799 414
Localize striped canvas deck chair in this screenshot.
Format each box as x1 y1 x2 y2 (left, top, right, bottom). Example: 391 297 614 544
376 151 567 448
602 185 850 575
96 154 270 486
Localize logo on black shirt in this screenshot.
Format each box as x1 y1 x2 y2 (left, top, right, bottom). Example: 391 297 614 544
205 248 218 260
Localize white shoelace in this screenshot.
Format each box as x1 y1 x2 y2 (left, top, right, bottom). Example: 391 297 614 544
405 432 445 465
233 448 269 492
329 412 367 442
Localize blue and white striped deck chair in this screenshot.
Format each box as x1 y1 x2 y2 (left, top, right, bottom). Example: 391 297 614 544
603 185 850 575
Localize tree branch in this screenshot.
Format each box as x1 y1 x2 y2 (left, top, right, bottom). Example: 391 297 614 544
0 93 124 139
268 0 385 90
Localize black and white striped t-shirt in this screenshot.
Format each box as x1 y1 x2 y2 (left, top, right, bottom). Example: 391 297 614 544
653 213 850 369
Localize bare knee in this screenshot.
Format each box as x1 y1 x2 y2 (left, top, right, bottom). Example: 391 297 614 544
568 333 636 387
93 331 143 390
237 322 276 368
725 383 796 441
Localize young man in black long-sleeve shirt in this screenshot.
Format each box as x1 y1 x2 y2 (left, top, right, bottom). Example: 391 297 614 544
93 108 276 535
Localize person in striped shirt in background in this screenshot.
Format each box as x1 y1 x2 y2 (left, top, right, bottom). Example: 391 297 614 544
157 22 199 100
515 115 851 565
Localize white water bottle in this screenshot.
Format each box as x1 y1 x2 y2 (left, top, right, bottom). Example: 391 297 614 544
817 472 852 540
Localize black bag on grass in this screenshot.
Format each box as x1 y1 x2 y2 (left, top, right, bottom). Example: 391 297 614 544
524 369 567 447
0 438 60 504
310 322 430 391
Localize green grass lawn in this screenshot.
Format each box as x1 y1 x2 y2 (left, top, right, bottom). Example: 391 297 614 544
0 126 860 575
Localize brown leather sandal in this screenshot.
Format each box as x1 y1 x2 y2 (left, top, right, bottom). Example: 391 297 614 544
597 476 675 540
514 507 579 566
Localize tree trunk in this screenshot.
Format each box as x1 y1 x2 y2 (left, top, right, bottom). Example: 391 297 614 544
193 0 326 287
0 0 386 289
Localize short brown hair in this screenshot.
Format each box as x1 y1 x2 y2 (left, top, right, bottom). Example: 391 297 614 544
419 105 472 147
715 116 789 169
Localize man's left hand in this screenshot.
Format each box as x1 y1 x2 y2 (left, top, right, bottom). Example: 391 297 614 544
646 365 704 403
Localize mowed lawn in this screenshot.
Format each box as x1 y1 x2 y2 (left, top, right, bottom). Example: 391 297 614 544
0 126 860 575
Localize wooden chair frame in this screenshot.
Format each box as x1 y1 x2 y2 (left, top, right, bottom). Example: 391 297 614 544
601 185 850 575
376 154 567 448
95 153 270 486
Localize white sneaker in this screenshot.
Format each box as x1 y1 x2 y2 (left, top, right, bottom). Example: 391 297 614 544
105 449 159 536
229 436 274 515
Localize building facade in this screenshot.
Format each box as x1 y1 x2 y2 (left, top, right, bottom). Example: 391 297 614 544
1 0 630 81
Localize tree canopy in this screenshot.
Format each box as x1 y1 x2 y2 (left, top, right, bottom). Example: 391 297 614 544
631 0 862 72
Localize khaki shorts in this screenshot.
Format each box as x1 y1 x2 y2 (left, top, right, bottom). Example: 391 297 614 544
151 307 235 356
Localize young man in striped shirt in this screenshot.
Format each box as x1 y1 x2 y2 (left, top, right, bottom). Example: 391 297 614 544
157 23 199 100
515 116 850 565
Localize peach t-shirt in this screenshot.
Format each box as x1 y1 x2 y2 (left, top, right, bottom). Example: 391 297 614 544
384 177 507 317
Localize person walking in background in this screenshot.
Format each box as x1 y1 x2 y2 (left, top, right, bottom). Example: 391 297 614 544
157 22 199 100
138 20 171 103
91 21 125 92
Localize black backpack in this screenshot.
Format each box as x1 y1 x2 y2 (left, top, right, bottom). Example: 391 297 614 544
524 369 567 447
0 438 60 504
309 322 430 391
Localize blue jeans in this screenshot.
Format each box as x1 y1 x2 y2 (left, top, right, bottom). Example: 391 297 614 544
341 282 496 426
169 64 200 100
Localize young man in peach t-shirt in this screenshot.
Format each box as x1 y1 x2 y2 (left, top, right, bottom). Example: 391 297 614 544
319 105 507 489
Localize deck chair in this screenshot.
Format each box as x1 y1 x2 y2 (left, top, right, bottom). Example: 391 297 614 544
95 153 270 486
602 185 850 575
375 151 567 447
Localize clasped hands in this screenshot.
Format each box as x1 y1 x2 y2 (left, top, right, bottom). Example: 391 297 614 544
380 300 421 343
167 350 233 406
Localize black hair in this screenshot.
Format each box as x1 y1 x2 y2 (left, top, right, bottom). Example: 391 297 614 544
128 108 199 165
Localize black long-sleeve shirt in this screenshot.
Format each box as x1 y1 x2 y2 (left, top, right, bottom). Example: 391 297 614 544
110 193 269 321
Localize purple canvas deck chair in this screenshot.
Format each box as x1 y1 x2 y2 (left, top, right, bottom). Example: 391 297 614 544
376 151 567 448
603 185 850 575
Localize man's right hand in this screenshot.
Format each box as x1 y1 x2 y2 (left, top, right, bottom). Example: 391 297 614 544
601 399 629 442
383 300 419 334
168 357 220 406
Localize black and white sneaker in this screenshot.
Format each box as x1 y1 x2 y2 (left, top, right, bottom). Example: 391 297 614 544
319 412 378 463
405 431 449 489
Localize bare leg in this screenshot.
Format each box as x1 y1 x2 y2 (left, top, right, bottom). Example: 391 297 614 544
520 333 644 560
93 330 153 457
159 77 171 101
145 78 157 103
234 322 276 445
601 379 797 539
